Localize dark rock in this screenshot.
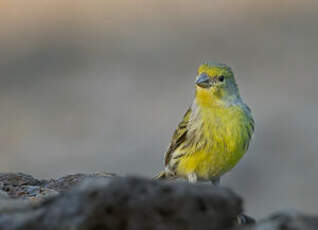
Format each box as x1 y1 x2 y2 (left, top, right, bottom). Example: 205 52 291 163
0 172 115 200
238 211 318 230
0 173 43 187
0 173 316 230
0 177 242 230
45 172 115 192
0 173 44 198
13 185 59 201
0 193 31 214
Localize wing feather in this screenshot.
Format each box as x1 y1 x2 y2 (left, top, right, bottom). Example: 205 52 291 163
164 108 191 166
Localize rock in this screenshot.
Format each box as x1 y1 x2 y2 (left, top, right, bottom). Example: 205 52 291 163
0 173 43 187
0 172 115 200
238 211 318 230
45 172 115 192
0 190 9 199
0 177 242 230
14 186 59 201
0 173 316 230
0 173 45 198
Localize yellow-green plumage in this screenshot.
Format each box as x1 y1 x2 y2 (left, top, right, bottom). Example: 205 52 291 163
157 63 254 184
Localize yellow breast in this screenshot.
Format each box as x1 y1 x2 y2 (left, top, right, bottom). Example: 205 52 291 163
176 102 253 180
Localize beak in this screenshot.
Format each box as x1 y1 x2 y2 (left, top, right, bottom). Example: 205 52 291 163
195 73 211 88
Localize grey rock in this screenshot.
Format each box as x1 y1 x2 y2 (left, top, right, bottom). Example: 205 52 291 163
0 173 43 187
0 177 242 230
15 185 59 201
238 211 318 230
0 197 31 214
45 172 115 192
1 173 317 230
0 190 8 199
0 172 115 200
0 173 44 198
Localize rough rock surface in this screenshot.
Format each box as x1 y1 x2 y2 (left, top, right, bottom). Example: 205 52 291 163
0 173 317 230
239 211 318 230
0 172 114 201
0 175 242 230
45 172 116 192
0 173 44 198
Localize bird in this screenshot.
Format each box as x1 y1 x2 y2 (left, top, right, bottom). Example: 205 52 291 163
155 62 254 185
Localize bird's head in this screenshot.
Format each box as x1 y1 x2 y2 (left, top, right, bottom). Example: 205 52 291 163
195 62 240 106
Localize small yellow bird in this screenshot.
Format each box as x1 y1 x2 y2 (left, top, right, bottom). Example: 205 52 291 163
155 63 254 185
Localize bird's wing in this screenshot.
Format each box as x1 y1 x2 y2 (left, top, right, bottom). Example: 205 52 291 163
164 107 192 166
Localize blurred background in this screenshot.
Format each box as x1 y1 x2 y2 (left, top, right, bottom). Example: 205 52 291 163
0 0 318 218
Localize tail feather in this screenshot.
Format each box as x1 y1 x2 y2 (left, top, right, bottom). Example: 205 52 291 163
153 171 167 180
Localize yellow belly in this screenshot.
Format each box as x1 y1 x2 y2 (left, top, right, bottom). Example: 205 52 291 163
176 148 244 180
175 105 252 180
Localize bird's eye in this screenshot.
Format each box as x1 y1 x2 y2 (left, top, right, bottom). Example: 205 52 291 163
218 75 225 82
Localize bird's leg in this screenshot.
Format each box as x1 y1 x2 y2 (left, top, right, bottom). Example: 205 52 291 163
211 177 220 186
187 172 197 183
